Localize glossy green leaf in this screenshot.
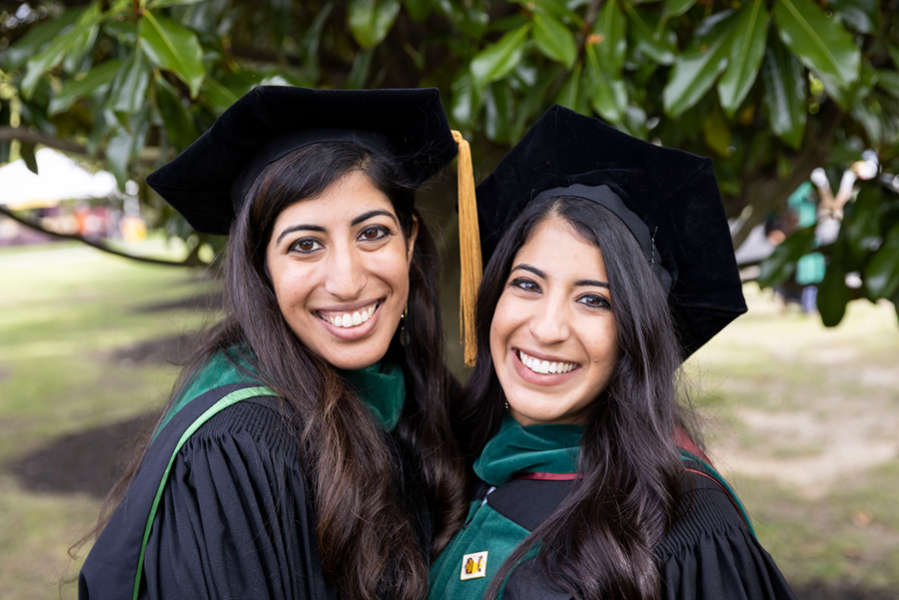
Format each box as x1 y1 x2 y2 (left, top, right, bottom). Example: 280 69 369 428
348 0 401 49
484 82 514 143
818 60 876 111
773 0 860 88
450 71 483 127
1 8 82 71
63 3 102 74
818 248 849 327
829 0 880 34
865 223 899 299
348 48 374 89
555 63 589 114
592 0 627 74
663 11 738 118
470 25 531 89
626 5 676 65
20 142 39 175
876 70 899 99
110 50 150 116
845 185 883 258
851 101 882 146
758 226 816 287
761 33 806 149
202 72 265 114
533 14 577 69
106 127 133 189
48 59 123 115
22 4 108 99
622 104 648 140
138 10 206 98
717 0 768 117
154 74 198 152
403 0 432 22
663 0 696 19
510 64 559 141
586 44 626 123
703 103 731 156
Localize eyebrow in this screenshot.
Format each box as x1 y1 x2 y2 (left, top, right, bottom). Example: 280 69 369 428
511 264 610 289
275 210 398 244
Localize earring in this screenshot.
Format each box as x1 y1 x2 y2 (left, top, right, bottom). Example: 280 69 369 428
504 401 510 412
399 304 410 346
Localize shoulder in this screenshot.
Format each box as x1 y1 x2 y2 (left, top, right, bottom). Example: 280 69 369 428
657 471 797 600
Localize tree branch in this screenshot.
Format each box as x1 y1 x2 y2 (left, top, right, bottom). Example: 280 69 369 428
0 126 94 157
730 102 844 249
0 205 208 268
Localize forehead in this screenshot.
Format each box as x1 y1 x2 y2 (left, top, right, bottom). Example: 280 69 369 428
515 217 607 275
273 171 395 224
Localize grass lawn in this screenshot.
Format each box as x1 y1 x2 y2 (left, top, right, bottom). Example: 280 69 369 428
0 242 214 600
1 242 897 599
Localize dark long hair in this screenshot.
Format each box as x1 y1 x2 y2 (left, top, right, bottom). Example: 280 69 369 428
88 143 467 600
458 196 701 600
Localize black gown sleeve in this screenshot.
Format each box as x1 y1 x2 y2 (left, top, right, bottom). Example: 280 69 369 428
657 475 796 600
139 399 338 600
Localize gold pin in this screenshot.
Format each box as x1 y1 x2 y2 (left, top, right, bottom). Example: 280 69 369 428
460 551 488 580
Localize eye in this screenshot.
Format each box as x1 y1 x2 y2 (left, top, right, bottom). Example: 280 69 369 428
289 238 322 254
358 225 390 242
577 293 611 309
510 277 541 293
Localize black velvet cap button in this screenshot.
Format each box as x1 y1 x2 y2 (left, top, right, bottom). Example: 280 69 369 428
475 105 746 356
146 86 458 235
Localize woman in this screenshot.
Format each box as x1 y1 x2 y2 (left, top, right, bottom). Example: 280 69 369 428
432 106 796 600
78 87 468 600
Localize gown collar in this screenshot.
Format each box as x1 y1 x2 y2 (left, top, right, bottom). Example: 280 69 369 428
339 358 405 432
473 414 583 486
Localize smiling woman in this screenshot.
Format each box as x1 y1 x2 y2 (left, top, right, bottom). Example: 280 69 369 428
77 87 469 600
431 106 796 600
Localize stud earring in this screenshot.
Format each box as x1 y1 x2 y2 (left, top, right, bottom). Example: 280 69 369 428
504 401 510 412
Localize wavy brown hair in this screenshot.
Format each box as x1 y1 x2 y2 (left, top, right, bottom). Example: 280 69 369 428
83 143 467 600
457 196 702 600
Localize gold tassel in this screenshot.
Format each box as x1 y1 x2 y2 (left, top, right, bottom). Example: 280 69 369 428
452 130 482 367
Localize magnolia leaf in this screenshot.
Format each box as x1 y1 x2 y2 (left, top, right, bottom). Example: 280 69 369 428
663 11 738 117
865 223 899 299
48 59 123 115
348 0 401 49
761 33 806 149
717 0 768 117
586 45 626 123
758 227 816 287
154 74 198 151
533 13 577 69
470 25 530 90
592 0 627 74
138 11 206 98
773 0 860 88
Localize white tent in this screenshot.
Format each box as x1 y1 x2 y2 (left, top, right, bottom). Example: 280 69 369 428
0 148 117 209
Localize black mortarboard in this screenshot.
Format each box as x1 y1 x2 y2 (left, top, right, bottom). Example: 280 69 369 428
146 86 460 235
471 105 746 357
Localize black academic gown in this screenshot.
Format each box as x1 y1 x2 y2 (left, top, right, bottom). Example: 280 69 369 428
477 469 796 600
80 383 431 600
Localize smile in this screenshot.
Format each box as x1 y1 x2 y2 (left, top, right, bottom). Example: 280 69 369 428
518 350 578 375
317 301 379 329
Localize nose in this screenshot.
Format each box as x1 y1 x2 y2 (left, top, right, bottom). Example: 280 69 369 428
527 293 570 345
323 241 366 300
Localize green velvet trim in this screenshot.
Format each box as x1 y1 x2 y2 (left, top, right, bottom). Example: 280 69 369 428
474 414 583 486
339 358 405 432
155 348 261 439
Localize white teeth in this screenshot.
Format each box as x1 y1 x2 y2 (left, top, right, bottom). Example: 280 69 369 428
519 351 577 375
324 303 377 328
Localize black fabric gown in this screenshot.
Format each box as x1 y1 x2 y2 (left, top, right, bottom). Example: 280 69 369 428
80 376 431 600
475 468 796 600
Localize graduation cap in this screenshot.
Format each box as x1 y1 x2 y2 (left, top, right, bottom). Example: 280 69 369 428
460 105 746 362
147 86 474 235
